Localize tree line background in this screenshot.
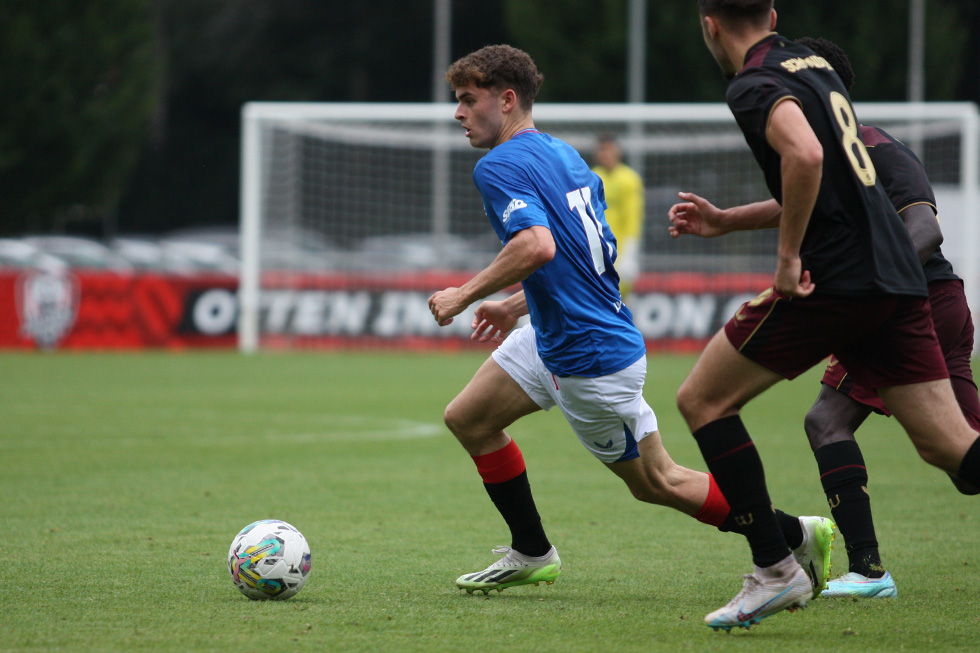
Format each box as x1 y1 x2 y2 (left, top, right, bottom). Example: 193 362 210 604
2 0 978 238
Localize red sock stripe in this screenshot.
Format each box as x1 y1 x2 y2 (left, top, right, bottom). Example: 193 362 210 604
693 473 731 527
705 440 755 465
819 464 867 480
473 439 527 484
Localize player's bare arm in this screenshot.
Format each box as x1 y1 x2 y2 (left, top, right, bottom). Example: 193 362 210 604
766 99 822 297
899 203 944 264
428 226 554 326
668 194 782 238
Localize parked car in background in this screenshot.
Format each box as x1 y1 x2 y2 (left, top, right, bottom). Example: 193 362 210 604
112 236 239 275
23 236 134 273
163 225 347 271
158 239 239 274
0 239 69 273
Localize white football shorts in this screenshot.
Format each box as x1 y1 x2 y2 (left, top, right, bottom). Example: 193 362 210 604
491 324 658 463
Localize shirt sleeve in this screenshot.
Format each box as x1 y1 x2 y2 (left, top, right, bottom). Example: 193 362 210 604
726 72 798 141
474 156 550 243
862 128 937 214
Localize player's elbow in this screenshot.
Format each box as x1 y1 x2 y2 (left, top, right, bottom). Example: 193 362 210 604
919 231 943 264
524 228 556 267
918 219 944 262
780 145 822 192
903 204 944 264
797 141 823 171
530 238 556 266
780 133 823 174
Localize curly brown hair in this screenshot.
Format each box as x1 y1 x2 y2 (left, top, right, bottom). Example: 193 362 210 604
445 45 543 112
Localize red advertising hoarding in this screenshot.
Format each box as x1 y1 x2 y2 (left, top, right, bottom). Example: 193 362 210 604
0 270 238 350
0 269 770 351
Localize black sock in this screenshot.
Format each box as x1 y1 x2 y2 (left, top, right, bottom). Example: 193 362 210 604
483 471 551 557
815 440 883 577
775 510 804 549
956 436 980 490
720 509 802 550
694 415 788 567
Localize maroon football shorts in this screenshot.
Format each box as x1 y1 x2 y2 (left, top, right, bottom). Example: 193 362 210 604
724 287 949 391
821 279 980 428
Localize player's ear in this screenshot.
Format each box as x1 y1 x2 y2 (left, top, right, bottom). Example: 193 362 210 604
769 9 777 31
500 88 518 114
702 15 719 41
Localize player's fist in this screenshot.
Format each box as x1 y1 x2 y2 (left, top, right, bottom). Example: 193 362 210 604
428 288 466 326
774 258 815 298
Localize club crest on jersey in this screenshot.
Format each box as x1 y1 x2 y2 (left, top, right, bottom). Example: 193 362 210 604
502 199 527 223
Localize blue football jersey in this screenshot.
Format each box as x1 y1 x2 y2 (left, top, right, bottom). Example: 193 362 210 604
473 129 646 377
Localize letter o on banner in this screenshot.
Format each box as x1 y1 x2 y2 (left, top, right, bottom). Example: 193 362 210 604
193 289 237 335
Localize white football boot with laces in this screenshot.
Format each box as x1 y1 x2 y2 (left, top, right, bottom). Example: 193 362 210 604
456 546 561 595
705 560 812 631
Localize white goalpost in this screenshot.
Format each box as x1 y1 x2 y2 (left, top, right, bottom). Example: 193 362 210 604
239 102 980 354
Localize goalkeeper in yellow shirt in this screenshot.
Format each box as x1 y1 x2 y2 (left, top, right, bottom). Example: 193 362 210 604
592 135 644 302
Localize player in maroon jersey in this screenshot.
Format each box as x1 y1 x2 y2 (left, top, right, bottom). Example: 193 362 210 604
671 35 980 602
796 36 980 598
673 0 980 630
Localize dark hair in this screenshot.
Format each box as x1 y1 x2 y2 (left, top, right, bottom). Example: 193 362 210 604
795 37 855 91
697 0 773 26
445 45 543 111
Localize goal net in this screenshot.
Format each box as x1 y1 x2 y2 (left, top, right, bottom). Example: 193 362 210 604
239 102 979 353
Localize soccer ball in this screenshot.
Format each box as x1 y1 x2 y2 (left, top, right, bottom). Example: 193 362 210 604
228 519 312 600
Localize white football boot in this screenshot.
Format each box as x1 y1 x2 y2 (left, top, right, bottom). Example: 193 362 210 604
792 516 836 598
705 561 812 631
456 546 561 595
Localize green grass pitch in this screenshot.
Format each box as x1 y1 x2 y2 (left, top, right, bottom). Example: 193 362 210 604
1 350 977 651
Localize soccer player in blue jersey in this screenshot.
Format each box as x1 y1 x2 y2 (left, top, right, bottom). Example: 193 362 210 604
427 44 834 598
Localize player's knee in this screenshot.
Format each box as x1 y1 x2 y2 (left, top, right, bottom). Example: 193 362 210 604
907 429 974 472
443 401 493 447
676 381 718 429
625 474 676 506
914 445 942 468
628 484 670 505
803 407 832 452
630 486 652 503
913 441 955 471
675 381 699 426
442 402 468 438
